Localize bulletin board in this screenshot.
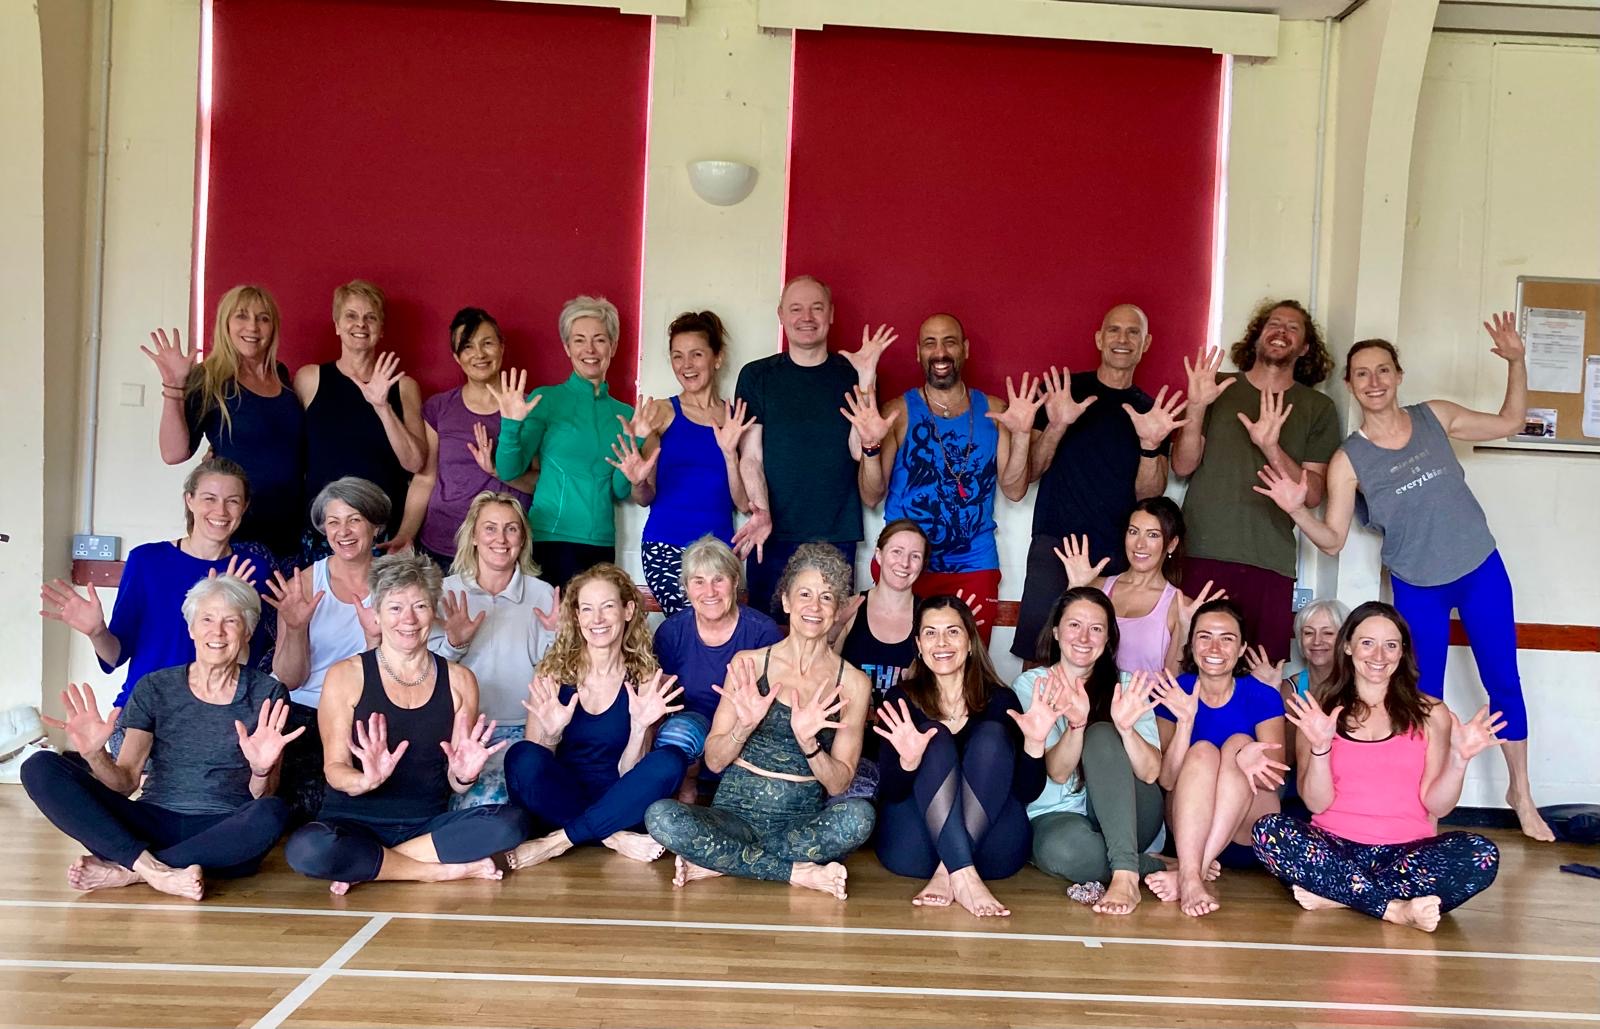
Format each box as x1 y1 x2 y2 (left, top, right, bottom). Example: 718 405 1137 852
1514 276 1600 443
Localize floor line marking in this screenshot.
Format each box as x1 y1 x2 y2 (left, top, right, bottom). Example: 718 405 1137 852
1 898 1593 965
0 958 316 975
251 913 391 1029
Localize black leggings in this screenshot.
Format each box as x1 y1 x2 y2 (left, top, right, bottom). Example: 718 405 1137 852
875 720 1031 880
21 751 287 876
284 805 530 884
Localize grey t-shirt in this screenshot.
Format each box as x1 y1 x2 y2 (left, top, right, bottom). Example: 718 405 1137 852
120 664 287 815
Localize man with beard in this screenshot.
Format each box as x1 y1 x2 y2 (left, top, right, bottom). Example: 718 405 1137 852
843 313 1038 645
1171 299 1340 663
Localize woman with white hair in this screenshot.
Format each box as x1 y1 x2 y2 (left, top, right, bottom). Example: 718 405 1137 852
285 554 530 894
21 576 295 900
489 295 635 588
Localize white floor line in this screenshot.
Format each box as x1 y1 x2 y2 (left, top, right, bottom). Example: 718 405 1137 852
2 897 1594 965
0 958 316 975
250 913 391 1029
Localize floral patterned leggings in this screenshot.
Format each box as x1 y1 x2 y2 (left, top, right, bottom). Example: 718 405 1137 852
1252 813 1499 919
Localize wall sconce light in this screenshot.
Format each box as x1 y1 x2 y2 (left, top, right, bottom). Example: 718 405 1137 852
687 160 757 206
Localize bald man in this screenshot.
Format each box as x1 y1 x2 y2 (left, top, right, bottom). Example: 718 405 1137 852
1011 303 1182 664
844 313 1038 645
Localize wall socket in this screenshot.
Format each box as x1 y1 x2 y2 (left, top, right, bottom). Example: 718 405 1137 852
1291 588 1314 612
72 534 121 561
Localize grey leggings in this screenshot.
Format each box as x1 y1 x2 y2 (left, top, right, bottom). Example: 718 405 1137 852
645 765 874 881
1031 722 1165 882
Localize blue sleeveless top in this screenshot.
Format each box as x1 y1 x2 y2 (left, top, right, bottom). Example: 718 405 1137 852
643 396 735 547
884 389 1000 572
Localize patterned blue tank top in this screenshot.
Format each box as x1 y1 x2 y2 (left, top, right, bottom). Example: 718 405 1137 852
884 388 1000 572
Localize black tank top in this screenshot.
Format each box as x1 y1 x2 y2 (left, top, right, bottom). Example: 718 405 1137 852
303 362 410 532
320 649 453 823
839 589 916 703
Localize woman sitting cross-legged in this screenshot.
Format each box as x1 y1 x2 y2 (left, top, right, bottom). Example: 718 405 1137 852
284 554 530 894
499 563 688 868
874 595 1052 918
1012 587 1169 916
1253 601 1502 932
1145 598 1289 918
645 544 876 901
21 576 294 900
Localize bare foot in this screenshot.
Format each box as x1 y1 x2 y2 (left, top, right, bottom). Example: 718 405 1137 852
131 855 203 901
506 831 573 870
673 855 723 888
1508 790 1556 842
948 866 1009 917
1383 895 1442 932
1144 868 1180 902
428 858 503 884
1158 853 1222 881
789 861 849 901
67 855 139 892
1292 885 1346 911
912 865 952 907
1092 869 1142 916
1178 875 1219 918
603 831 665 863
329 881 352 896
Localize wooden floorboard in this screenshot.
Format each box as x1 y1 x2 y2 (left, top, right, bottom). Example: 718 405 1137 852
3 785 1596 1029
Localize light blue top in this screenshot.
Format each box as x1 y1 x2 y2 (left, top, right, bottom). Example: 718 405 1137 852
1009 667 1161 820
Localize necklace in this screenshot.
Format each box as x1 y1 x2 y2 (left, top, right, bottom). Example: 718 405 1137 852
377 646 430 687
921 387 977 501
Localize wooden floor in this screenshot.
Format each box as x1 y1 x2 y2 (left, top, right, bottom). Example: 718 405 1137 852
3 787 1597 1029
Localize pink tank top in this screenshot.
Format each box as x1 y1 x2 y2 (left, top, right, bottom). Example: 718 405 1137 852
1104 574 1177 674
1311 731 1434 845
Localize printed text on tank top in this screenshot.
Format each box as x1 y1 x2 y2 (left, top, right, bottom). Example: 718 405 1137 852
1357 416 1450 496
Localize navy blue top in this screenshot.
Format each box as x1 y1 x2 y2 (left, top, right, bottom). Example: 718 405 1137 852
302 362 409 536
556 683 631 790
876 684 1045 806
1155 673 1284 746
104 540 275 708
643 396 736 547
184 362 305 559
653 607 783 720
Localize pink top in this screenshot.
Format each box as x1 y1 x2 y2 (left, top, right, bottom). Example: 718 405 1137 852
1104 574 1177 675
1311 731 1434 845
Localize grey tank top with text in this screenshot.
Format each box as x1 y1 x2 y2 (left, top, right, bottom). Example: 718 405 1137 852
1343 403 1496 587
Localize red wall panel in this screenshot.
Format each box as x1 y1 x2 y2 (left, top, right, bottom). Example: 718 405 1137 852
202 0 650 398
786 28 1223 401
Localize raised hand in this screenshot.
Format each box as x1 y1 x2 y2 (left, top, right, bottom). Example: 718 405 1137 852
358 352 404 409
1283 692 1342 753
440 590 487 648
1450 705 1508 762
1483 311 1525 364
731 507 771 563
711 656 777 736
873 698 939 768
520 675 579 742
1243 644 1285 688
1175 579 1228 632
1151 674 1198 724
1053 534 1109 588
39 579 107 637
466 422 497 477
1047 665 1092 728
627 670 685 728
952 589 988 628
486 368 539 422
789 681 846 747
607 417 660 486
986 373 1043 435
1039 365 1097 428
214 554 258 587
263 569 324 632
1237 388 1294 455
440 709 508 785
347 712 410 794
1114 672 1164 733
1253 464 1309 513
1236 740 1289 795
354 600 381 648
532 587 561 633
713 398 756 456
140 327 198 388
1183 344 1235 410
1008 674 1068 747
1124 385 1188 451
624 397 669 439
42 682 120 756
839 386 899 449
234 698 306 774
842 324 898 385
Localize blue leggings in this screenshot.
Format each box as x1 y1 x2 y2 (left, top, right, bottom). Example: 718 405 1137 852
1392 549 1527 739
504 740 686 845
1252 813 1499 919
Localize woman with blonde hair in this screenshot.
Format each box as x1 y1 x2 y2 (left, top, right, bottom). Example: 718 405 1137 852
500 563 687 868
145 284 306 561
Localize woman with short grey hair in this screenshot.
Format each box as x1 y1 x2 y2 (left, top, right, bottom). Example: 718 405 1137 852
488 295 635 588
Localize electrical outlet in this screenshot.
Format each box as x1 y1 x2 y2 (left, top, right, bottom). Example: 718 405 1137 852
1291 588 1313 612
71 534 121 561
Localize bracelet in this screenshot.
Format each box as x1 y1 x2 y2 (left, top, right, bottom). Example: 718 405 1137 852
1310 745 1332 757
1139 445 1162 458
860 442 882 457
452 773 480 787
800 740 823 759
1068 721 1087 732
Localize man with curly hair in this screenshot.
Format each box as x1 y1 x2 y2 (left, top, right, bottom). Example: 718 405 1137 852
1171 300 1340 663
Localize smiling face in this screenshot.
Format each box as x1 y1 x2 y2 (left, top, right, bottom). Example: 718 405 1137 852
1345 346 1403 415
228 301 275 362
1299 608 1340 674
781 568 839 640
1190 611 1244 680
472 501 523 577
335 296 383 353
1094 304 1150 373
777 279 833 351
916 606 971 677
321 498 378 563
184 472 247 545
455 322 505 386
1345 614 1403 689
565 316 616 384
188 592 248 669
875 529 927 592
917 315 967 390
377 583 434 652
1123 510 1175 575
576 577 635 650
685 565 736 623
669 331 720 396
1053 598 1109 675
1253 305 1308 370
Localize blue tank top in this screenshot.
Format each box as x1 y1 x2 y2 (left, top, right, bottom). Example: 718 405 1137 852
643 396 735 547
884 389 1000 572
556 682 631 789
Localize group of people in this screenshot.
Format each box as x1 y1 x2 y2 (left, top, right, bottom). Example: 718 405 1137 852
24 274 1545 933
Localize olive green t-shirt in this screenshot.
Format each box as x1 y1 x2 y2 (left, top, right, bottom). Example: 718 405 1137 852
1182 375 1341 577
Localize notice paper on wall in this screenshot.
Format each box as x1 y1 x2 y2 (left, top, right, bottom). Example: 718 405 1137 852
1523 307 1586 393
1585 356 1600 438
